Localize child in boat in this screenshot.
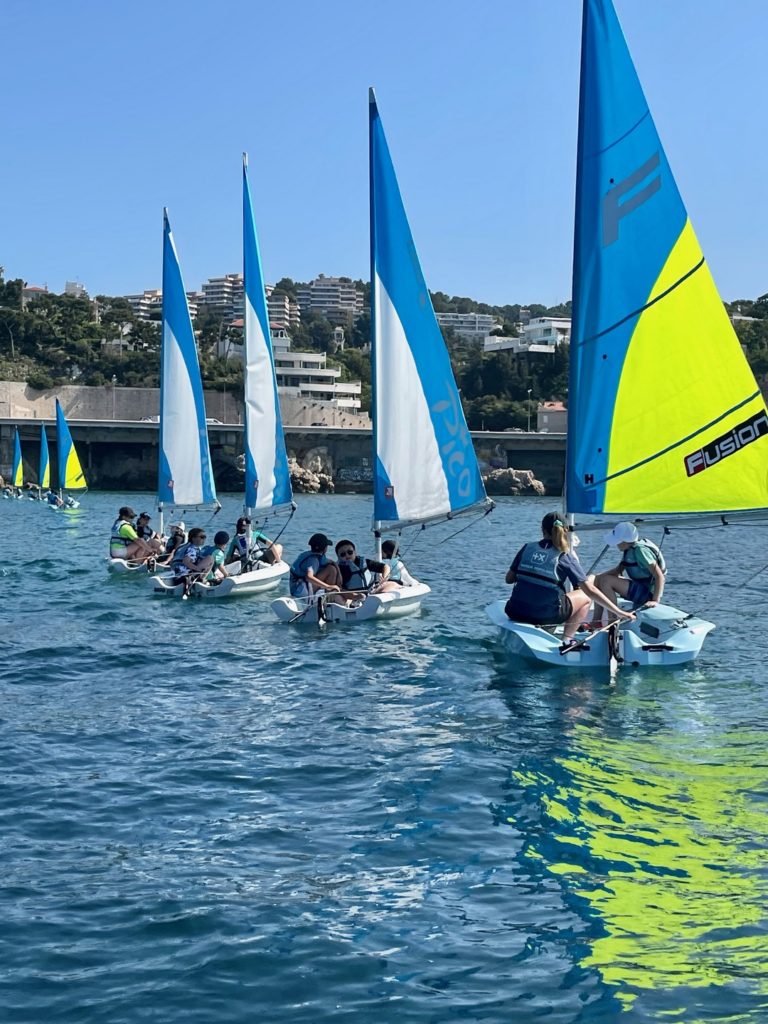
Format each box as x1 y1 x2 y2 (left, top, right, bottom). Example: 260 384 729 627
334 540 387 593
170 527 213 597
592 522 666 623
289 533 343 601
225 516 283 569
504 511 634 651
373 539 419 592
200 531 230 583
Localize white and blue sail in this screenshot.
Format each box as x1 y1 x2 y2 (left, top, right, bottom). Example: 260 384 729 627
158 210 218 516
369 89 489 530
242 154 292 514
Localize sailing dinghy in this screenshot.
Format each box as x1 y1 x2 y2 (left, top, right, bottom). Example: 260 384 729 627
187 155 292 600
144 211 225 594
55 400 86 508
9 427 24 497
37 425 50 500
273 90 491 624
488 0 767 667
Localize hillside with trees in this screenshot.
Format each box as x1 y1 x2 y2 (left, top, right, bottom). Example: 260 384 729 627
2 268 767 431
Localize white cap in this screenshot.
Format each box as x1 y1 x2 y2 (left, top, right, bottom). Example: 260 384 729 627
169 521 186 532
603 522 639 546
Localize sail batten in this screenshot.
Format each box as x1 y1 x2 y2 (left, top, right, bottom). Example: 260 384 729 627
55 400 87 491
369 89 489 531
242 155 292 514
568 0 768 517
158 211 217 509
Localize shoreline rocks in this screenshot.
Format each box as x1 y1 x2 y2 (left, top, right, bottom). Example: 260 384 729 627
483 467 546 496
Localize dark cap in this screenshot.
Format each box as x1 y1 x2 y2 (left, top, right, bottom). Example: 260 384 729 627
541 511 567 534
137 511 151 520
119 506 136 518
309 532 332 551
236 516 251 530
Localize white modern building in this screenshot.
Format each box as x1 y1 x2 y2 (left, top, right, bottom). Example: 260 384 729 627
484 316 571 355
200 273 244 319
265 286 301 331
64 281 88 298
435 311 499 341
296 274 365 326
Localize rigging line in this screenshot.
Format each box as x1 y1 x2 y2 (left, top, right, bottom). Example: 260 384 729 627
590 388 762 487
434 504 495 546
575 256 705 349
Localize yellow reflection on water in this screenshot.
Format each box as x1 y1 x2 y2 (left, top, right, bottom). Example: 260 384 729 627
511 720 768 1011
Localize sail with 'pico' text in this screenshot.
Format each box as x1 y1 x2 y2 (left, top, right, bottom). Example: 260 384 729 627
158 210 217 510
567 0 768 517
369 88 490 531
39 425 50 490
12 427 23 487
242 155 292 515
55 400 87 492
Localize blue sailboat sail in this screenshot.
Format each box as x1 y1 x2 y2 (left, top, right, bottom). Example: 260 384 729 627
55 399 87 491
567 0 768 517
39 425 50 490
158 210 217 508
12 427 23 487
369 89 489 529
242 154 292 513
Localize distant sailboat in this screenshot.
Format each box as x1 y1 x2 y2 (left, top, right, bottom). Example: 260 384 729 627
55 399 86 507
487 0 766 666
10 427 24 495
182 156 292 598
274 89 492 623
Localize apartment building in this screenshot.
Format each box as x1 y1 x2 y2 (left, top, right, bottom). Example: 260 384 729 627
295 274 364 327
484 317 571 356
435 311 499 341
264 286 301 331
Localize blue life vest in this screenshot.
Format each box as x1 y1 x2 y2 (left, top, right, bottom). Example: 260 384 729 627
290 551 327 596
47 492 59 506
621 539 666 588
339 556 369 590
513 542 565 594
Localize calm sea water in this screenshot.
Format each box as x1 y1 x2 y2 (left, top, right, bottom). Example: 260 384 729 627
2 492 768 1023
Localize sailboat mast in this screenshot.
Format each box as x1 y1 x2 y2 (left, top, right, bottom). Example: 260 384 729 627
368 88 381 555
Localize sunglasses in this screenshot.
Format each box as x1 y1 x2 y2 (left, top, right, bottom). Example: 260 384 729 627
339 548 355 557
193 534 206 541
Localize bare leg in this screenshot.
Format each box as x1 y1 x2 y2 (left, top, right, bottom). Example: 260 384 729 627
563 590 591 641
592 573 632 624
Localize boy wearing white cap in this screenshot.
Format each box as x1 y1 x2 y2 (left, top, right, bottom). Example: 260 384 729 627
594 522 666 622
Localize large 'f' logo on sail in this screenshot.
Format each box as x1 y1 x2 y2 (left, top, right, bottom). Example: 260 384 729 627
602 152 661 246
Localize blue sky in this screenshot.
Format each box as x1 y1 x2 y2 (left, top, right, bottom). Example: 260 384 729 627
3 1 766 306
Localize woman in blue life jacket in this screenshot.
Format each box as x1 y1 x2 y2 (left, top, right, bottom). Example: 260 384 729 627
593 522 666 624
289 533 344 602
505 511 634 650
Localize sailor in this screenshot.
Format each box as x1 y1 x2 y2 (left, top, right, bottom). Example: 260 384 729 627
170 527 211 597
45 490 63 507
199 530 230 583
334 540 382 591
225 516 283 569
593 522 666 620
109 506 157 562
163 522 186 557
135 512 163 553
289 533 343 601
504 511 634 651
372 539 419 592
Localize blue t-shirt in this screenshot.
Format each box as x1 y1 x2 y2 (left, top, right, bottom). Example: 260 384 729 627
289 551 330 597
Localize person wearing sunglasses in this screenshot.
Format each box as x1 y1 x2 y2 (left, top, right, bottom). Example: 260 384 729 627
170 526 212 598
334 540 384 592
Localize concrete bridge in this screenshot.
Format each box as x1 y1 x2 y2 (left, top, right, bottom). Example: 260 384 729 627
0 419 566 494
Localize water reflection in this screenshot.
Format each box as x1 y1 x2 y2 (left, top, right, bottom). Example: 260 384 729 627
492 660 768 1016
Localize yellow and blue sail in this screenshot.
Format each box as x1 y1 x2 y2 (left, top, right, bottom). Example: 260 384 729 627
158 210 217 507
567 0 768 516
12 427 23 487
55 400 86 491
39 425 50 490
369 89 488 529
242 155 292 513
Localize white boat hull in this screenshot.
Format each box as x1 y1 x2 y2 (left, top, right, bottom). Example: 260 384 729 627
150 560 289 598
108 557 150 576
272 582 431 624
486 599 715 668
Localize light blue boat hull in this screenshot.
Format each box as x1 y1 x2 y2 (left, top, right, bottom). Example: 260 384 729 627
485 600 715 669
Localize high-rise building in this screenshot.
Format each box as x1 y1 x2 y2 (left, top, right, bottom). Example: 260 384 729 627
265 286 301 331
435 312 499 341
200 273 244 319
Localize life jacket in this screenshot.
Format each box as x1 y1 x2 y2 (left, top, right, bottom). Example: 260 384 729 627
110 518 132 555
290 551 323 586
339 556 370 590
136 524 153 540
513 542 565 594
621 539 666 587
